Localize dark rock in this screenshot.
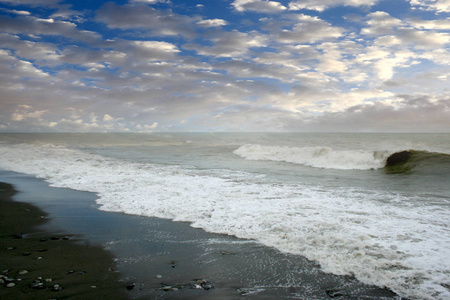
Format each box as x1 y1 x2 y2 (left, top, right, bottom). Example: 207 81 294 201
22 252 31 256
386 151 411 166
13 234 23 239
169 260 177 268
126 283 135 290
39 238 47 242
38 249 48 252
326 289 345 298
50 236 60 240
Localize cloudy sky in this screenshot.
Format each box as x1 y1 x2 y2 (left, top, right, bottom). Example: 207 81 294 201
0 0 449 132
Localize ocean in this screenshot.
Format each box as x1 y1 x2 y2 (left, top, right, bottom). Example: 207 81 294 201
0 132 449 299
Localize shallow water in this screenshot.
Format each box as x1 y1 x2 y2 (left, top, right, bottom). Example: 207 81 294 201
0 132 449 299
0 170 399 299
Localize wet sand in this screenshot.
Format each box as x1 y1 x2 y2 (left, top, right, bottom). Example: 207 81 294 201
0 182 129 299
0 172 402 299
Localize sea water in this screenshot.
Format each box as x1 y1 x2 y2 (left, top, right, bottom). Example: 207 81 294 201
0 132 449 299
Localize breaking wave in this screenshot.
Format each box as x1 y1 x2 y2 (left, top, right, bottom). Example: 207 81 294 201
233 144 450 171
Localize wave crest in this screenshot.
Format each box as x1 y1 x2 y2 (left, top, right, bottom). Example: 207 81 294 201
233 144 389 170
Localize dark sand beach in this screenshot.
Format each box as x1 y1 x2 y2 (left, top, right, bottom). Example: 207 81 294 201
0 182 129 299
0 172 401 299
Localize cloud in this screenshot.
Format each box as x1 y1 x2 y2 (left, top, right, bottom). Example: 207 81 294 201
409 0 450 13
197 19 228 27
0 0 61 6
183 30 267 57
96 2 196 38
0 14 101 43
231 0 287 13
288 0 381 12
262 14 344 44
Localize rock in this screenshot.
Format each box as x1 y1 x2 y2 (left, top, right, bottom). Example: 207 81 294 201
163 285 172 291
19 270 28 275
126 283 135 290
38 249 48 252
169 261 177 268
50 236 60 240
67 270 75 274
39 238 47 242
172 287 179 291
45 278 53 282
62 236 70 240
156 274 163 279
31 282 44 289
6 282 15 288
52 284 63 291
326 289 345 298
7 247 15 250
386 151 411 166
0 279 4 284
22 252 31 256
13 234 23 239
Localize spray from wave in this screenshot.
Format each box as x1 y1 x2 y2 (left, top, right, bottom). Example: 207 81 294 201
233 144 450 171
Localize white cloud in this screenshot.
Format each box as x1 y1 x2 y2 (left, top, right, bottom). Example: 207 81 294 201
197 19 228 27
232 0 287 13
408 18 450 30
409 0 450 13
275 14 344 44
288 0 381 12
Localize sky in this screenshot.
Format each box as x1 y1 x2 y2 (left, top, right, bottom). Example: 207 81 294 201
0 0 449 132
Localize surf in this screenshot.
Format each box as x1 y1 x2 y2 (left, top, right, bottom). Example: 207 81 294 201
233 144 450 172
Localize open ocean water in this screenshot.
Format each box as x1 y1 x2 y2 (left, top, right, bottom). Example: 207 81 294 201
0 132 449 299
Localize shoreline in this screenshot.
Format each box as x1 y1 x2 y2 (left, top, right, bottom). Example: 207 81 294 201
0 182 129 299
0 172 402 299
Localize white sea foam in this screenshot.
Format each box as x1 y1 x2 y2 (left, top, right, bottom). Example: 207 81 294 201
233 144 390 170
1 143 450 299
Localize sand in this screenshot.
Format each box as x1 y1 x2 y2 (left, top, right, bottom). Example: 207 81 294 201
0 182 129 299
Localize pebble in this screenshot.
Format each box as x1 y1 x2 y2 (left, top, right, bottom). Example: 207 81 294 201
156 274 163 279
52 284 63 291
91 285 97 288
6 282 15 288
45 278 53 282
126 283 135 290
22 252 31 256
31 282 44 289
163 285 172 291
37 256 43 260
19 270 28 275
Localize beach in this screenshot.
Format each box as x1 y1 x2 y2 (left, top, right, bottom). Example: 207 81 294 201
0 171 401 299
0 182 129 299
